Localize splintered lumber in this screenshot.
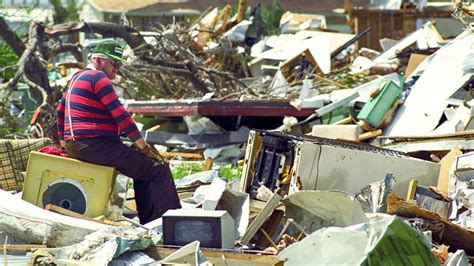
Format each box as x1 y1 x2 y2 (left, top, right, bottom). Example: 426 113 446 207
2 244 46 251
358 129 382 141
240 192 282 245
45 204 121 227
406 179 418 201
45 204 95 221
332 116 353 125
159 151 204 159
202 157 214 171
255 210 284 248
387 193 474 254
146 246 281 266
237 0 247 23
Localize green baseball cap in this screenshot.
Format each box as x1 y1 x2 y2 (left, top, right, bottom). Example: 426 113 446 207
93 40 126 62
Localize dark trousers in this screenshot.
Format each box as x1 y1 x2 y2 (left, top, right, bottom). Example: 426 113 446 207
65 137 181 224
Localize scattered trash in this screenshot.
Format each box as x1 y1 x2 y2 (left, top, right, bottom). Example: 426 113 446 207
1 0 474 264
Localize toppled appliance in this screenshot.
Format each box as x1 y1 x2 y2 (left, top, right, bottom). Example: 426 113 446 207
240 130 440 197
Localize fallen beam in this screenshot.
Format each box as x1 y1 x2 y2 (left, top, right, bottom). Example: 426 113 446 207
145 246 282 266
387 193 474 255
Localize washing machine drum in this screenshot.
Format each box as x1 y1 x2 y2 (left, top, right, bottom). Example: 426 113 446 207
42 178 88 215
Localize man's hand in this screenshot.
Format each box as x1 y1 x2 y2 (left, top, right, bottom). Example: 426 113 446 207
134 137 147 150
135 138 169 165
141 144 169 165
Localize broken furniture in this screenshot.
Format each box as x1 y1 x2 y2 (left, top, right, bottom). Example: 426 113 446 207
22 151 117 218
0 138 51 191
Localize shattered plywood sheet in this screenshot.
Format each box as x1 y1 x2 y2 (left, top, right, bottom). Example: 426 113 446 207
387 193 474 255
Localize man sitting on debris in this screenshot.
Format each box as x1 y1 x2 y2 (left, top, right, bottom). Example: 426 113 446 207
56 40 181 224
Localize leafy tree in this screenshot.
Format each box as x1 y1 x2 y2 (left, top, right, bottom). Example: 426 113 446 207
49 0 80 23
0 40 19 81
260 0 284 35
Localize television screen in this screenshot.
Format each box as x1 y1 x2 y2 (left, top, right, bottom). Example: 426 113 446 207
174 220 213 246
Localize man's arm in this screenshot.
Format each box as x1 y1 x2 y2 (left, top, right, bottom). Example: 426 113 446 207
93 72 142 142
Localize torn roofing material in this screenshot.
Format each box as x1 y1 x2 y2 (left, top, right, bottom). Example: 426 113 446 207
383 30 473 137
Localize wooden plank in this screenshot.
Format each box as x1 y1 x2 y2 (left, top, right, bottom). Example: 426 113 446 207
145 246 282 266
240 131 263 193
240 193 282 245
332 116 352 125
159 151 203 159
254 210 284 248
3 244 46 251
178 191 194 200
406 179 418 201
358 129 382 141
387 193 474 255
45 204 95 221
237 0 247 23
202 157 214 171
437 148 463 194
45 204 122 227
405 53 428 78
218 5 231 33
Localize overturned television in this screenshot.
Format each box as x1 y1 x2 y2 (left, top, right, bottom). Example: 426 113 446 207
239 130 440 197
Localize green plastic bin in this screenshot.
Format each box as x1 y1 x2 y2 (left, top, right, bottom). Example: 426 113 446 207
357 79 402 128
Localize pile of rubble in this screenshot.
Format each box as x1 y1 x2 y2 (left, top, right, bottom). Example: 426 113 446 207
2 0 474 265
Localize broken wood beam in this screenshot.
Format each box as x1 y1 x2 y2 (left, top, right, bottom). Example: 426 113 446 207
44 204 122 227
358 129 382 141
145 246 281 265
240 192 282 245
2 244 47 251
255 209 284 249
387 193 474 255
237 0 247 23
406 179 418 201
202 157 214 171
159 151 203 159
332 116 353 125
45 204 100 222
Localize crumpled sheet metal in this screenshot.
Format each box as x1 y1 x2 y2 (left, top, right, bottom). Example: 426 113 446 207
282 190 368 234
